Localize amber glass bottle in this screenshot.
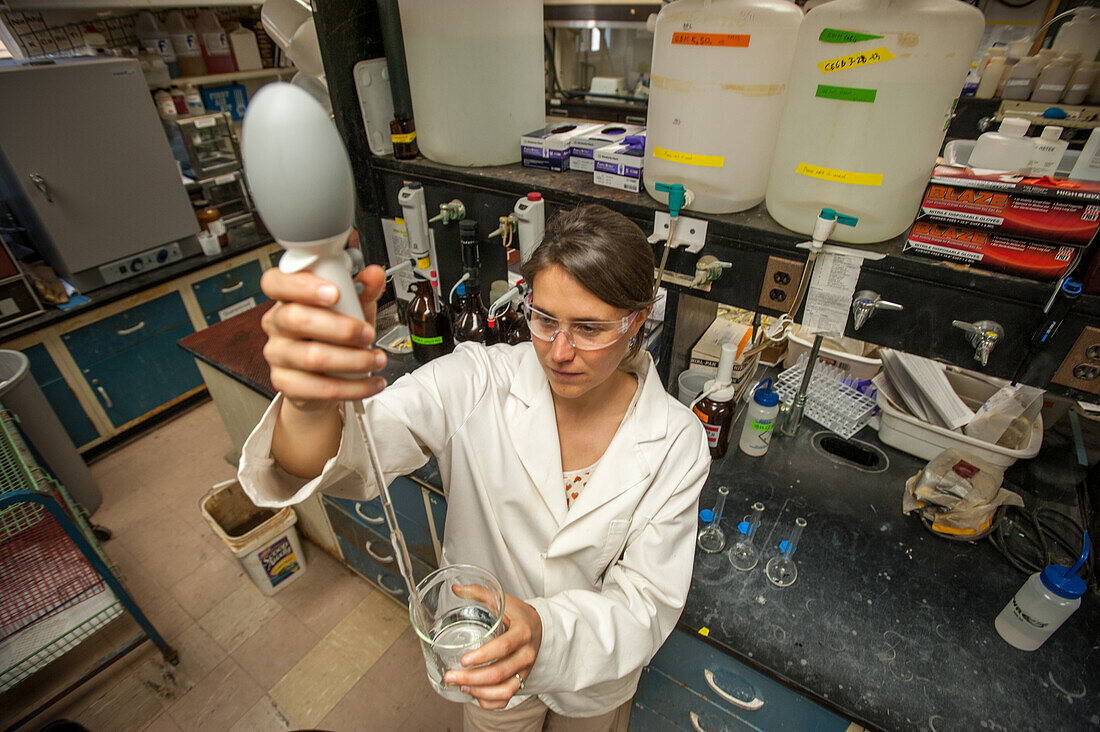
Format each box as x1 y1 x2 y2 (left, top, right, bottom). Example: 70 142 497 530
406 279 453 363
452 220 495 344
500 303 530 345
390 117 419 159
691 342 739 459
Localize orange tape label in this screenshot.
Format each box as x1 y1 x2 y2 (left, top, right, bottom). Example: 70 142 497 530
672 32 750 48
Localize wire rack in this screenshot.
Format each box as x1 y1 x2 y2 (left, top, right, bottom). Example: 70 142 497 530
0 409 120 692
774 354 877 439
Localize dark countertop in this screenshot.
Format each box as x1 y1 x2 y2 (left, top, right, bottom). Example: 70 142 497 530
688 418 1098 732
0 227 274 343
179 308 1098 731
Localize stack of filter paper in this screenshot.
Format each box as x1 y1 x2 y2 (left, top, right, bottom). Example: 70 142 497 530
904 166 1100 281
876 350 975 430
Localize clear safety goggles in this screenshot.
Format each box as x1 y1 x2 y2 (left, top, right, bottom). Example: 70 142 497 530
522 297 638 351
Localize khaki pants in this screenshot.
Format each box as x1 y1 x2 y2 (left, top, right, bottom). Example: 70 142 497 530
463 696 629 732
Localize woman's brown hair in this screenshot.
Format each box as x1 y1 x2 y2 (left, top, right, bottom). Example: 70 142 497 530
521 204 654 358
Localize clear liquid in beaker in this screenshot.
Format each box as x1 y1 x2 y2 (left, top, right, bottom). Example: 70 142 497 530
423 606 500 702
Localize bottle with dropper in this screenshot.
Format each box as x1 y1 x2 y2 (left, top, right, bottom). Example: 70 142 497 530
452 220 495 345
692 342 739 459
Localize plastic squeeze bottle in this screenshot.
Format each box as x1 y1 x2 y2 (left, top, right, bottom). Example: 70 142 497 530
166 12 206 77
693 342 739 459
194 10 236 74
739 378 780 457
995 532 1089 651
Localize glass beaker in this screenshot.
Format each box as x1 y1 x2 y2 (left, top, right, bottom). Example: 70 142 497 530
410 564 506 702
698 485 730 553
729 502 764 571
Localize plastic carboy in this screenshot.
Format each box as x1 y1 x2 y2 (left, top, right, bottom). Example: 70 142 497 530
644 0 803 213
397 0 544 166
765 0 984 243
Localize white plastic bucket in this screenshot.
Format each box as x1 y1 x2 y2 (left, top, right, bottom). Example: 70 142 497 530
201 479 307 595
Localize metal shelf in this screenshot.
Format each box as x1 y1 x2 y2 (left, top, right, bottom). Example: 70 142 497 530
147 67 294 89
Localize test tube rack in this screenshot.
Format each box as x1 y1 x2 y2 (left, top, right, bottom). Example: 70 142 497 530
774 354 877 439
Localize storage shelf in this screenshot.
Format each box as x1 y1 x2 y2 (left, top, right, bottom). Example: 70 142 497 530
147 67 294 89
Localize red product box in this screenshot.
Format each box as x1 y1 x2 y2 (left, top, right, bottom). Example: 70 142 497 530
905 221 1077 281
917 166 1100 247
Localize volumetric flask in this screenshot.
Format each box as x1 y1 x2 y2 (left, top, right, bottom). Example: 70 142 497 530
729 502 765 572
410 564 506 702
698 486 730 553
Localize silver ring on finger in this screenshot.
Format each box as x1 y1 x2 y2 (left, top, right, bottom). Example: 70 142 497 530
514 673 524 691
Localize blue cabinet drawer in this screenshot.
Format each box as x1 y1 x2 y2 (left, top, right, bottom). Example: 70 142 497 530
336 535 410 605
427 491 447 542
20 343 99 447
63 293 190 365
390 476 431 532
326 488 436 567
629 698 684 732
190 260 266 322
81 324 203 426
648 631 848 732
634 665 747 731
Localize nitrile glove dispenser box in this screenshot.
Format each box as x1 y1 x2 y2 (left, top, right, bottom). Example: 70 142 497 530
593 134 645 192
520 122 601 172
569 123 644 172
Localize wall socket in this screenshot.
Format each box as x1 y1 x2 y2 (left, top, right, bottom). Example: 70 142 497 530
1052 325 1100 395
758 256 805 312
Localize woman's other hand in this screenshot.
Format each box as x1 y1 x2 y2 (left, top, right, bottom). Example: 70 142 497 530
444 593 544 710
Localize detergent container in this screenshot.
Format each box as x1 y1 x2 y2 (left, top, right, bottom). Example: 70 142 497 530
644 0 803 213
398 0 544 166
764 0 984 243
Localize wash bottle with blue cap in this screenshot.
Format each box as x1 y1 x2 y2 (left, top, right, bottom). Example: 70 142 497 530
995 531 1090 651
738 378 779 457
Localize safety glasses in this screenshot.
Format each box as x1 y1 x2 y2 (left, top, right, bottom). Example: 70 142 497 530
522 297 638 351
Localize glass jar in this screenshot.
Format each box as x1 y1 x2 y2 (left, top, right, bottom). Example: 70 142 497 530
193 199 228 247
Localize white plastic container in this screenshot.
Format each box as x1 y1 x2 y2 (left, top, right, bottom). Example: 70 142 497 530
765 0 984 243
1030 53 1079 104
136 11 179 78
739 378 780 456
994 558 1086 651
1063 61 1099 106
201 479 307 595
398 0 544 166
974 56 1005 99
228 25 263 71
875 370 1043 468
968 117 1033 173
1026 126 1068 177
1001 55 1042 100
1051 7 1100 68
784 324 881 380
643 0 803 213
677 368 711 406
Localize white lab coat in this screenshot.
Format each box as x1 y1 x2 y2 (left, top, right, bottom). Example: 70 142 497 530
238 341 711 717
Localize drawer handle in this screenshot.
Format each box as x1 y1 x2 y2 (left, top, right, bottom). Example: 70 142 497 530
220 280 244 294
689 711 707 732
365 540 394 564
377 574 404 596
96 386 113 409
116 321 146 336
704 669 764 711
354 503 386 525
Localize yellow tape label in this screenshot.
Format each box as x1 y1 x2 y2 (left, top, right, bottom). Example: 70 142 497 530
391 131 417 143
653 146 725 168
818 46 895 74
796 162 883 187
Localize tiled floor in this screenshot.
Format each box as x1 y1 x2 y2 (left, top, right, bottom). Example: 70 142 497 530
1 401 463 731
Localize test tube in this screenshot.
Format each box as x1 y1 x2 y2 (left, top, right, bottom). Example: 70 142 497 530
697 486 730 553
728 502 764 571
766 517 807 587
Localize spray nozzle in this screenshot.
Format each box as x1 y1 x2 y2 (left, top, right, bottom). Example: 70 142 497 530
655 182 687 218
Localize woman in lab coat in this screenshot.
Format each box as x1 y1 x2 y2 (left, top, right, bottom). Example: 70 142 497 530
239 204 711 731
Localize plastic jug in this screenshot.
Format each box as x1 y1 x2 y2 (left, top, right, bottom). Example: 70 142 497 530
136 11 179 78
397 0 544 166
166 12 206 77
1031 53 1080 104
764 0 984 244
1051 8 1100 66
643 0 803 213
1063 61 1099 105
1002 56 1042 100
969 117 1033 173
195 10 236 74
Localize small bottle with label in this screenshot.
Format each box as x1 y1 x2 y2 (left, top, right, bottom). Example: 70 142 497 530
153 88 178 118
995 532 1089 651
390 117 419 160
1025 126 1068 177
183 84 206 115
738 378 780 457
692 342 739 459
406 278 453 363
193 199 228 248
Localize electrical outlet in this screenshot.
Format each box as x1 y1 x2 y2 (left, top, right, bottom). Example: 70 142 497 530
758 256 804 312
1052 325 1100 395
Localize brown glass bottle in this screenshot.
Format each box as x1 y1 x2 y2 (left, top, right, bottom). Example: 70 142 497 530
390 117 419 159
500 304 530 345
193 199 228 247
406 279 453 363
692 386 736 459
452 283 496 345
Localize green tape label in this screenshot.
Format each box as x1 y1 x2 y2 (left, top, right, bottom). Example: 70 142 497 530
411 334 443 345
816 84 877 103
819 28 884 44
